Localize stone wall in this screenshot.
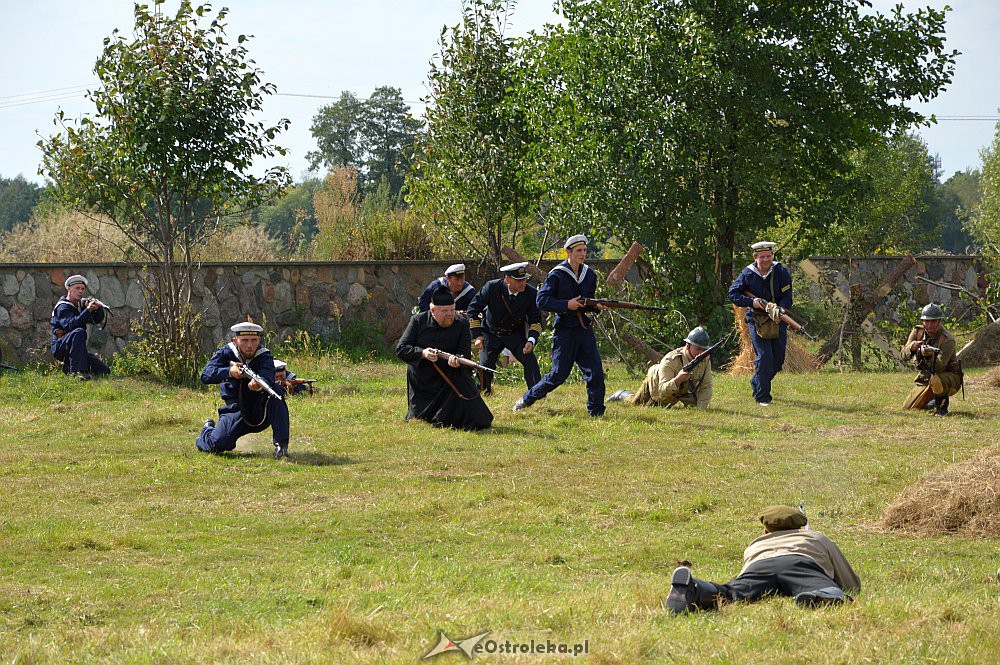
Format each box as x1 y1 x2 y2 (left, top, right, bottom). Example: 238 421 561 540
805 256 984 323
0 260 625 364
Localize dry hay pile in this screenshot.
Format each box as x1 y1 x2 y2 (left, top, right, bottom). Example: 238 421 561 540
956 322 1000 368
985 365 1000 388
726 307 818 375
880 444 1000 537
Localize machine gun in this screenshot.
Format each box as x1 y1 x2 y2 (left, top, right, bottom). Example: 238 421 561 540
578 298 671 312
237 363 284 401
741 290 816 341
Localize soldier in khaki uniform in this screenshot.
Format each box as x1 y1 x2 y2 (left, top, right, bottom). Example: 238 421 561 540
900 304 962 417
607 327 713 408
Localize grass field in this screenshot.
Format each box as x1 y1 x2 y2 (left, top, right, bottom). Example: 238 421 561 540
2 358 998 663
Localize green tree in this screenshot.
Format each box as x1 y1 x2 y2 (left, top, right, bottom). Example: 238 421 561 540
973 120 1000 257
407 0 535 267
0 176 44 232
308 87 420 199
307 91 364 173
516 0 956 324
362 86 421 198
38 0 290 383
258 177 322 253
790 132 937 256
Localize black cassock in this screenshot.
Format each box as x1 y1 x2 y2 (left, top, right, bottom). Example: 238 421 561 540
395 311 494 431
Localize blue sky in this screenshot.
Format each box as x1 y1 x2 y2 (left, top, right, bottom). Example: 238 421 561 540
1 1 996 185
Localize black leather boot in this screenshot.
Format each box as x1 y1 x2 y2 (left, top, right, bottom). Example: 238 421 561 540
934 396 949 417
666 566 721 614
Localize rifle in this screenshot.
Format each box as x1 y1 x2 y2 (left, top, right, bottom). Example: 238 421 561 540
681 339 725 373
237 363 284 401
282 377 318 395
741 290 816 341
578 298 670 312
430 349 499 374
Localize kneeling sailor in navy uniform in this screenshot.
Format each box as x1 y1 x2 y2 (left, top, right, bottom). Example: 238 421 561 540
50 274 111 379
467 261 543 395
196 322 290 458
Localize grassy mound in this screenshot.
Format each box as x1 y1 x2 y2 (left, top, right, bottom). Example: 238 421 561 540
881 443 1000 537
956 322 1000 368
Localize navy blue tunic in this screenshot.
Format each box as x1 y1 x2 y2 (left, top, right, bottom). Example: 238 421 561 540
417 277 476 312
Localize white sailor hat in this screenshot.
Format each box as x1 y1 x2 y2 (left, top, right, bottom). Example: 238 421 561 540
564 234 588 250
273 359 287 371
444 263 466 276
230 321 264 336
64 274 88 289
751 241 777 252
500 261 530 279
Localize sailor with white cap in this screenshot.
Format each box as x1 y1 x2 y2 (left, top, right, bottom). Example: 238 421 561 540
514 235 606 416
727 240 793 406
417 263 477 313
466 261 543 393
49 274 111 378
196 321 291 458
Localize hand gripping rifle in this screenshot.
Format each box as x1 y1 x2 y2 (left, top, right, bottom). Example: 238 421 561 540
741 290 816 341
237 363 284 401
578 298 671 312
431 349 499 374
680 338 726 373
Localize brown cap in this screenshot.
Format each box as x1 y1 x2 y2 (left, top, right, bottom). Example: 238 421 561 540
758 505 807 531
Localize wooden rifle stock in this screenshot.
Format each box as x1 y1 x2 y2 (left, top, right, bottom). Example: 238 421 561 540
578 298 670 312
433 349 499 374
740 290 815 340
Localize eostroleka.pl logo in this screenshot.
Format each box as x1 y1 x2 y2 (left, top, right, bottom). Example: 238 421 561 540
423 631 590 659
423 632 491 659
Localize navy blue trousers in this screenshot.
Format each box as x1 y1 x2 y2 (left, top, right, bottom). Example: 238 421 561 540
478 331 541 392
718 555 840 602
523 327 605 415
52 329 110 376
196 399 290 453
748 322 787 403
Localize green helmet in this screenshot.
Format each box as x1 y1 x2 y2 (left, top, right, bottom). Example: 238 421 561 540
684 326 711 348
920 304 944 321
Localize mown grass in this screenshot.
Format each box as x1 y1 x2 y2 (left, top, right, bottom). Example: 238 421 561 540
1 358 998 663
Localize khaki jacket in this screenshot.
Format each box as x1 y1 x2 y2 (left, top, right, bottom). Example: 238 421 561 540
648 347 712 408
901 325 958 382
741 529 861 593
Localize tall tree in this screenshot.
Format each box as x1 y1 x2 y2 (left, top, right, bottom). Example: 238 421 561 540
308 87 420 199
39 0 290 383
0 175 44 233
516 0 956 323
407 0 534 267
306 91 365 173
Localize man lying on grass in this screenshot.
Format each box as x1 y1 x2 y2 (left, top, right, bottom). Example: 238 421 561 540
666 505 860 613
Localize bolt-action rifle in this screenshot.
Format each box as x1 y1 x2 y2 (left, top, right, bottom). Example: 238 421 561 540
282 377 318 395
680 338 726 373
578 298 671 312
429 349 499 374
741 290 816 340
237 363 284 401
